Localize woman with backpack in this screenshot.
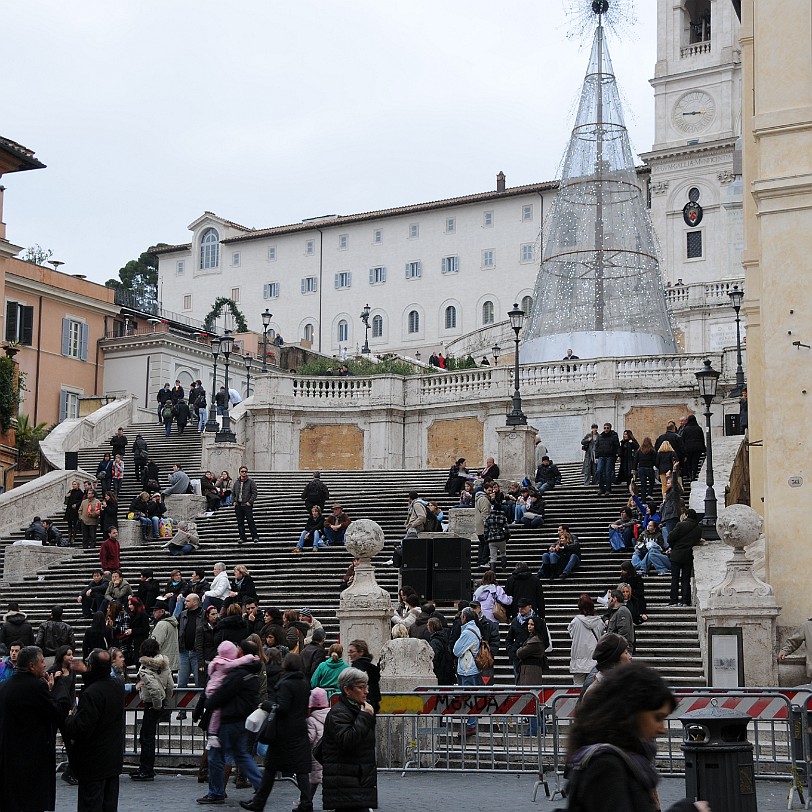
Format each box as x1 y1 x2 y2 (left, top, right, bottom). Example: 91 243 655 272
472 570 513 624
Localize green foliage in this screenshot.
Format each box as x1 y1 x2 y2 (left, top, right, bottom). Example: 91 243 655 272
203 297 249 333
297 355 421 377
0 356 20 432
15 413 50 468
105 248 164 306
445 355 478 371
20 244 53 266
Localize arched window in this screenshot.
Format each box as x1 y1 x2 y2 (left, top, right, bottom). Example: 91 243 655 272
482 300 494 325
445 305 457 329
338 320 348 343
521 295 533 318
372 315 383 338
303 324 314 343
685 0 711 43
408 310 420 334
200 228 220 270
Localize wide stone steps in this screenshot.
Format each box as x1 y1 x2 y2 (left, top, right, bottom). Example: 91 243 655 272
2 424 706 685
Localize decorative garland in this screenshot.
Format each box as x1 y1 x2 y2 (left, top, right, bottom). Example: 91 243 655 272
203 297 249 333
0 356 21 433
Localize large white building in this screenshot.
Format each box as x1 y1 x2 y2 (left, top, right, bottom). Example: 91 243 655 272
154 0 744 361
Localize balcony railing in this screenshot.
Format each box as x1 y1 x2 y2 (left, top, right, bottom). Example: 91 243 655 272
681 41 711 58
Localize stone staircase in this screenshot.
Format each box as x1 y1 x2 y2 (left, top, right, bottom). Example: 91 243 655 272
0 420 706 686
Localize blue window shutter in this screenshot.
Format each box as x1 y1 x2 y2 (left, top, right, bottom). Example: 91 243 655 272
80 323 89 360
59 391 67 422
61 318 70 356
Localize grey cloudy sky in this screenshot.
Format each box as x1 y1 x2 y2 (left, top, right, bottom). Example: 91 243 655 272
2 1 655 286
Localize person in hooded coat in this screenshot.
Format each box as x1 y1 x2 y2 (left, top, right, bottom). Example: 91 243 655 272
0 602 34 648
505 561 545 618
0 645 72 812
240 653 313 812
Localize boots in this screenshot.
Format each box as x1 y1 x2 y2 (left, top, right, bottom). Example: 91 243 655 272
234 768 252 789
291 802 314 812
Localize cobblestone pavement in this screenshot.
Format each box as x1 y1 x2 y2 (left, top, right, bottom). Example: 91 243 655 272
56 769 800 811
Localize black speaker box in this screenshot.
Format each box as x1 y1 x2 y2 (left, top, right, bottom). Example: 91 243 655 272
432 536 471 569
401 569 430 602
401 537 431 568
432 567 471 602
65 451 79 470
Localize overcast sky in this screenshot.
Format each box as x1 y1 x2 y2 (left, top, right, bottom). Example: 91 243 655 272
2 1 656 286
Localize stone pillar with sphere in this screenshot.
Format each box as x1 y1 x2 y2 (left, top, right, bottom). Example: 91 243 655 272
336 519 393 666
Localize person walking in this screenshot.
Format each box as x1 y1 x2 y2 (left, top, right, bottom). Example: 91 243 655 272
568 594 605 686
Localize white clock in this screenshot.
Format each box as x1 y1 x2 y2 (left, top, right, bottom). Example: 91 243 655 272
672 91 717 134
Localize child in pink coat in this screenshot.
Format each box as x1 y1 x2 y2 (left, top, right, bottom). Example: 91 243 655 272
205 640 256 748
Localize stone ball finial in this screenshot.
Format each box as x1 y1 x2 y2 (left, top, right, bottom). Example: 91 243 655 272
345 519 385 560
716 504 763 550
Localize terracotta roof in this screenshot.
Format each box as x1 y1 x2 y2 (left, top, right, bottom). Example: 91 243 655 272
0 136 46 173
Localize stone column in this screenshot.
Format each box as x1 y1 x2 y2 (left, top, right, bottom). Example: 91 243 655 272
201 436 246 477
336 519 393 666
700 505 781 686
495 424 538 484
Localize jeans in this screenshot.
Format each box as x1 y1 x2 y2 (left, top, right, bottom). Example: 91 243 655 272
138 706 160 775
177 650 198 689
596 456 615 492
198 410 206 432
458 672 482 729
637 466 655 502
168 544 194 555
235 504 259 542
164 420 172 436
297 530 322 550
207 720 263 799
538 551 579 579
322 526 345 546
78 776 119 812
514 504 527 523
502 503 516 522
661 517 678 546
646 548 671 574
535 482 555 494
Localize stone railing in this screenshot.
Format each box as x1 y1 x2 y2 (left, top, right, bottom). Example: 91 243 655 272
664 278 744 310
418 368 496 400
293 376 375 399
518 361 599 388
681 41 712 58
39 396 137 470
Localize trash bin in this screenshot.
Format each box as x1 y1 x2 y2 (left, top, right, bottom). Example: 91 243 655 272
680 703 757 812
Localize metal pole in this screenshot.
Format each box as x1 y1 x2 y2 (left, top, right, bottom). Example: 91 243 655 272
262 328 269 373
216 354 236 443
701 402 719 540
205 358 219 433
734 309 745 395
506 330 527 426
246 367 251 397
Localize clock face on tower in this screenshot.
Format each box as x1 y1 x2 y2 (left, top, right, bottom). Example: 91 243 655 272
672 91 717 134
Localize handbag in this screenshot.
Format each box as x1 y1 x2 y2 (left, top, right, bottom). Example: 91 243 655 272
256 702 279 745
245 706 268 734
490 588 509 624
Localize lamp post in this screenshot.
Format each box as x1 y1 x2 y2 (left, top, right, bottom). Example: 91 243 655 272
415 350 421 361
728 284 745 398
360 303 371 355
245 355 253 397
505 304 527 426
492 344 501 366
205 336 221 433
216 330 236 443
695 358 721 540
261 308 272 372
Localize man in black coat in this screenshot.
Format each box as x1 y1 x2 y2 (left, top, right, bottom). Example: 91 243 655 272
156 383 172 423
0 602 34 648
655 421 686 462
668 509 703 606
0 646 72 812
505 562 545 618
301 471 329 514
200 640 263 804
595 422 621 495
64 648 125 812
76 570 108 618
505 599 537 683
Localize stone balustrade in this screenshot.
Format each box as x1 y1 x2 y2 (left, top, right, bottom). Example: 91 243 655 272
664 278 744 310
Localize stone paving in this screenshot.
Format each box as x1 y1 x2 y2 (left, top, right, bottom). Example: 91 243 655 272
55 770 800 811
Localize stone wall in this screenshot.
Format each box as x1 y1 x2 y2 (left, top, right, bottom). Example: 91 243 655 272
426 417 483 469
299 424 364 470
624 404 693 444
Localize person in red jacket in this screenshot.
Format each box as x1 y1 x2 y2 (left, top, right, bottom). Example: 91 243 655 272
100 526 121 572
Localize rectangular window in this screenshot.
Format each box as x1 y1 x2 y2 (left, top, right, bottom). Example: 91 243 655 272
61 318 88 361
176 260 185 275
482 250 494 269
369 266 386 285
373 229 382 245
686 231 703 259
522 204 533 222
5 301 34 345
230 287 240 303
334 271 352 289
183 294 192 310
520 243 534 263
301 276 318 294
441 255 459 274
59 389 81 422
268 246 277 261
405 260 422 279
483 210 494 227
409 224 419 239
445 217 456 234
264 282 280 299
232 251 241 266
305 239 315 256
338 234 348 250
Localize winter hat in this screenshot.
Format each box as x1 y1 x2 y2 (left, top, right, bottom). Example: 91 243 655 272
309 687 329 710
592 633 628 669
217 640 239 659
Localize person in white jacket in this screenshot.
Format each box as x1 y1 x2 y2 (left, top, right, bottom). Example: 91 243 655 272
202 562 230 610
472 570 513 623
567 594 606 685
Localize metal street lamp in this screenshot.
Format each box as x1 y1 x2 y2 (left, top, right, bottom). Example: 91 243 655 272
505 304 527 426
261 308 272 372
216 330 237 443
360 304 371 355
728 284 746 398
415 350 421 361
695 358 721 540
492 344 501 366
205 336 221 433
245 355 253 397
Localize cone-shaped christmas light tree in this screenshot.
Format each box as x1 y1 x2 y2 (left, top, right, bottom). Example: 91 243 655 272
522 4 675 362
